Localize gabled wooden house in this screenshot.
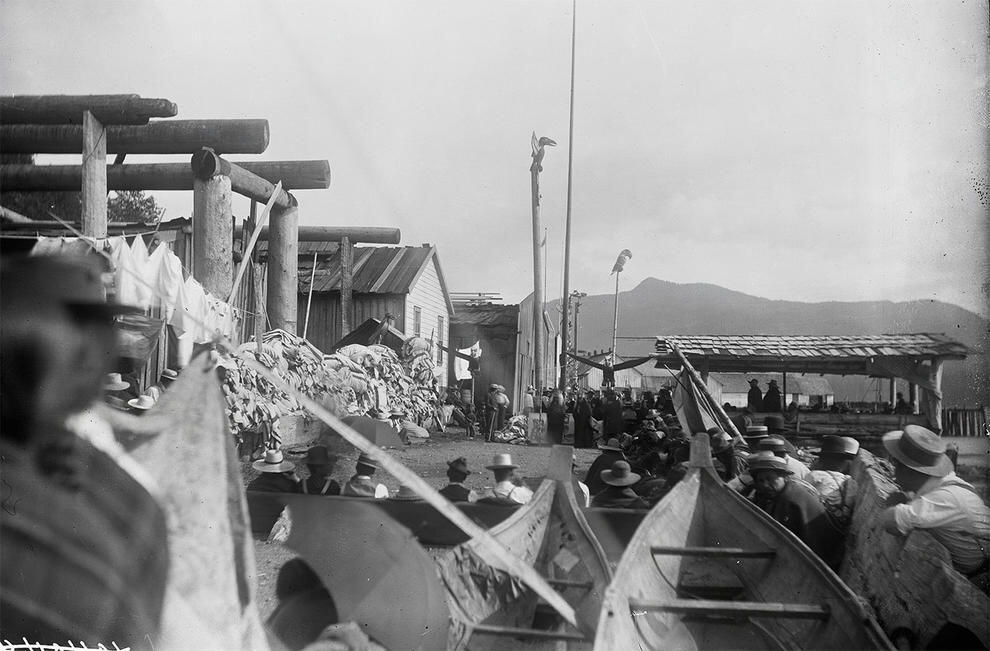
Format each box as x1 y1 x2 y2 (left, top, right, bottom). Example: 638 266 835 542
295 243 454 376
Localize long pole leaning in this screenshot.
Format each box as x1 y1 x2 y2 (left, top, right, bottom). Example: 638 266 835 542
237 356 578 628
667 340 742 439
611 270 620 360
558 0 578 391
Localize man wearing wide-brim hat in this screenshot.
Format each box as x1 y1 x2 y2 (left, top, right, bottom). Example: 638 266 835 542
748 451 841 569
584 438 626 497
591 460 649 509
247 448 301 537
481 453 533 505
880 425 990 578
806 436 860 532
757 436 810 481
439 457 478 503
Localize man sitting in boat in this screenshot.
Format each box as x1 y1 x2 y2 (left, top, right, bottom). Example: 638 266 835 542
806 435 859 533
880 425 990 585
748 451 841 569
591 460 650 509
481 453 533 505
342 452 388 498
585 438 626 496
710 430 749 482
438 457 478 503
301 445 340 496
757 436 811 481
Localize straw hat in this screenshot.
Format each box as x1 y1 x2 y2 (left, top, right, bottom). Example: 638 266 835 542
161 368 179 382
757 437 788 454
305 446 337 467
597 438 623 452
601 460 641 487
820 435 859 457
105 373 130 391
356 452 379 469
127 395 156 411
105 395 130 411
390 485 423 501
485 453 518 470
745 425 769 440
252 448 295 473
747 451 792 475
882 425 952 477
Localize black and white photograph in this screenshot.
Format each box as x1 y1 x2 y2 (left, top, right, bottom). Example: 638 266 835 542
1 1 988 650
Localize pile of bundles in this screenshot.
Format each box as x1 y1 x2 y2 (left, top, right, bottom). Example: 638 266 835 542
490 415 531 445
221 329 349 433
325 339 440 421
221 330 441 439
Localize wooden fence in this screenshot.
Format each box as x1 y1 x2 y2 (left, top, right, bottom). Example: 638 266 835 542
941 407 988 437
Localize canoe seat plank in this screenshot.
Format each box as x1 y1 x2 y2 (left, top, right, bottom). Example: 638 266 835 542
630 598 829 620
676 584 747 600
546 578 594 589
471 623 587 641
651 546 776 559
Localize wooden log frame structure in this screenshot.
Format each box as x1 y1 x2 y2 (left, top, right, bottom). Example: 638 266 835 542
0 160 331 192
0 94 178 125
0 119 270 155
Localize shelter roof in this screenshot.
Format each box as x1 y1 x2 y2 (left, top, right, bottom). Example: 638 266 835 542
655 333 968 376
450 303 519 328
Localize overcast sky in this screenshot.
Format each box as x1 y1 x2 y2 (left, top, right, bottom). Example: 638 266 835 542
3 1 988 315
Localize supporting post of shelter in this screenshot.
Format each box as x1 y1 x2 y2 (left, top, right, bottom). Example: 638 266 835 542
267 203 299 334
909 382 918 414
81 110 107 238
889 377 897 407
340 236 353 337
782 372 788 406
192 167 233 298
253 262 265 355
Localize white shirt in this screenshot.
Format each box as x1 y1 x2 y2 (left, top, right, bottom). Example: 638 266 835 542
892 472 990 573
488 480 534 505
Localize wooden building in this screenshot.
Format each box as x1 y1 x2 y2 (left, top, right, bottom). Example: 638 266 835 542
295 243 454 376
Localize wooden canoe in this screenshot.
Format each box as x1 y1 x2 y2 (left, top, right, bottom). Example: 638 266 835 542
594 433 893 650
435 444 614 650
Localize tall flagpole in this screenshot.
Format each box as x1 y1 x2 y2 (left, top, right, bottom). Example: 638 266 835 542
558 0 578 391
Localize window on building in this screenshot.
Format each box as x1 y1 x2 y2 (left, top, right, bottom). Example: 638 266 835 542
437 316 444 363
413 306 421 337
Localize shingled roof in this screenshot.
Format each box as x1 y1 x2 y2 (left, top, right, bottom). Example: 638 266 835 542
295 244 453 313
654 334 968 375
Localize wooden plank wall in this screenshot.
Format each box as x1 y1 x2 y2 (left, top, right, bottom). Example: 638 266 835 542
404 256 450 377
297 291 406 355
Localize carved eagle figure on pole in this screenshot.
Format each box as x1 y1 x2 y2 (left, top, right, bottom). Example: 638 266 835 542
611 249 632 275
530 132 557 173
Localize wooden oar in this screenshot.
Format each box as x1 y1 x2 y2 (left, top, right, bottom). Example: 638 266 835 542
238 357 579 628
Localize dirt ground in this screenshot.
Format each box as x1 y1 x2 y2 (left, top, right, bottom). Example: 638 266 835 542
248 423 601 621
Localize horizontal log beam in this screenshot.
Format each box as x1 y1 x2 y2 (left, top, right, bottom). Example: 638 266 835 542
191 149 294 209
0 94 178 125
0 119 269 154
1 160 330 191
237 225 402 244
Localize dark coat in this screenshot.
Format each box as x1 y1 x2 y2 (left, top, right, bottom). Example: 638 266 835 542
247 472 300 536
438 483 473 503
591 485 650 509
573 397 595 448
747 386 764 412
602 401 624 437
752 479 841 569
763 386 782 412
547 401 567 444
302 475 341 496
584 450 625 496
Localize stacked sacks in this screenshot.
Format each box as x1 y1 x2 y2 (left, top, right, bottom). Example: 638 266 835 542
221 329 350 434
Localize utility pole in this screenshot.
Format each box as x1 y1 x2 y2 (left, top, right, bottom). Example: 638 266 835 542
530 133 556 391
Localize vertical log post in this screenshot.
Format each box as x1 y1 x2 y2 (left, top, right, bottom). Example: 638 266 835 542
340 236 354 338
909 382 918 414
889 377 897 407
254 262 265 354
192 171 233 298
81 110 108 238
267 202 299 334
